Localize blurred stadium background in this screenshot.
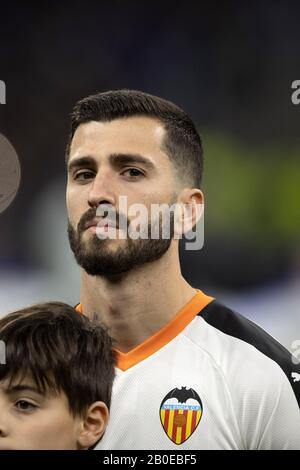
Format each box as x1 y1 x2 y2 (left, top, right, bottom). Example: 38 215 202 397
0 1 299 350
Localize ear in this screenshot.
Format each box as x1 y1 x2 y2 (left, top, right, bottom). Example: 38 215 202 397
77 401 109 450
174 189 204 237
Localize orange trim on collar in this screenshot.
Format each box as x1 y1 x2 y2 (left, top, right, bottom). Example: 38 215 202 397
75 290 214 371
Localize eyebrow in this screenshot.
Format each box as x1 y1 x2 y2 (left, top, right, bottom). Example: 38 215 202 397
67 156 95 173
6 384 42 395
67 153 156 173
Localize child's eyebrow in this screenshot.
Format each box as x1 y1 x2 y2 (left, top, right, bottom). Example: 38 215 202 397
6 384 42 395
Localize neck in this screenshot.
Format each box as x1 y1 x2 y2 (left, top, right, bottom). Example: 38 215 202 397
80 246 196 352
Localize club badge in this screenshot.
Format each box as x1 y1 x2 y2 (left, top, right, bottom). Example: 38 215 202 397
160 386 203 445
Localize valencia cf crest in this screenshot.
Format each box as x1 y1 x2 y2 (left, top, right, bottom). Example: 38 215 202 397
160 387 203 445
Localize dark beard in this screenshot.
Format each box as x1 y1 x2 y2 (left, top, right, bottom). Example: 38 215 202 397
67 209 175 277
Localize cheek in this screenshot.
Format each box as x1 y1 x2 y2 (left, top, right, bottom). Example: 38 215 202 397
127 186 171 207
66 186 84 223
137 189 175 209
66 185 73 213
20 413 77 449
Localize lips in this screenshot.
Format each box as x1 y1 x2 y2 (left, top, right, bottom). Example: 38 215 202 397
85 218 117 230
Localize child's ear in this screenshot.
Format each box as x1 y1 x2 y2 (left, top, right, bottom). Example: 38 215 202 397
77 401 109 450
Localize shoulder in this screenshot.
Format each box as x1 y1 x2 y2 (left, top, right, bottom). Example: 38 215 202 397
196 299 300 408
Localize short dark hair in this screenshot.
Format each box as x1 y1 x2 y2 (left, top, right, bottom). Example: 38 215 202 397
0 302 115 417
66 89 203 188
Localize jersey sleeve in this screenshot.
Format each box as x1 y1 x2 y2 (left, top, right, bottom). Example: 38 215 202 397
257 369 300 449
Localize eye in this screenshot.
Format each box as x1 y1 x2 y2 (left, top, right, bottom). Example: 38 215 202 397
122 168 144 178
74 170 95 181
15 400 38 412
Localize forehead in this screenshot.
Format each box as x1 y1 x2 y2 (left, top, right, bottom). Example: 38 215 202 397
69 116 169 164
0 374 60 398
0 374 35 390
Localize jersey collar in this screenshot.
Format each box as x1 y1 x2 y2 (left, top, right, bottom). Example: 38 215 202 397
75 289 214 371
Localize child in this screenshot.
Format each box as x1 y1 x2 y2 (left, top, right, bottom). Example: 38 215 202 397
0 301 115 450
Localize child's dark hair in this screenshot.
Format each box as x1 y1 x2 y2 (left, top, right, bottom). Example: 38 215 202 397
0 302 115 417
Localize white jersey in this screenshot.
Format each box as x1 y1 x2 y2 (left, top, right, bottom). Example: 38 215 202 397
76 290 300 449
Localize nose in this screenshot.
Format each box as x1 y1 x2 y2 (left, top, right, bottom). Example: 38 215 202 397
0 407 9 438
87 169 117 209
0 428 8 438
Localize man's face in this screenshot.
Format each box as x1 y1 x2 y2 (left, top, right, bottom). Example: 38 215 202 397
66 117 179 276
0 377 82 450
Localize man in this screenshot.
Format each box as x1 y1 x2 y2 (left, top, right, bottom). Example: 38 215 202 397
66 89 300 449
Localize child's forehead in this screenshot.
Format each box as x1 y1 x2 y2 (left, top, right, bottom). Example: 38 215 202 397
0 374 38 391
0 374 57 397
